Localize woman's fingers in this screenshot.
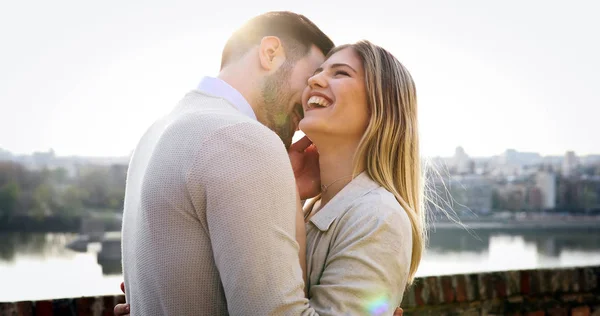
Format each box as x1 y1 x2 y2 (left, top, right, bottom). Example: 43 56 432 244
289 136 313 153
113 303 130 316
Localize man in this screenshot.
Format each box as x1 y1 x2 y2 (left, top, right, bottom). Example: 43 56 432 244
120 11 332 315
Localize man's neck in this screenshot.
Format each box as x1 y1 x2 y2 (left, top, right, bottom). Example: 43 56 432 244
217 68 264 124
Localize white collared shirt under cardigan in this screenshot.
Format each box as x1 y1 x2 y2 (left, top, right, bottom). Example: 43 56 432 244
121 76 412 315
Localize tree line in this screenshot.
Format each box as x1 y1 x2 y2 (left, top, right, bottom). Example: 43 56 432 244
0 161 127 218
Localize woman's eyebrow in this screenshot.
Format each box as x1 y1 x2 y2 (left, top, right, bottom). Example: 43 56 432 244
330 63 357 73
312 63 357 76
312 67 323 76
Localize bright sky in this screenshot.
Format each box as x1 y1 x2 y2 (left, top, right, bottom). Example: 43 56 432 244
1 0 598 157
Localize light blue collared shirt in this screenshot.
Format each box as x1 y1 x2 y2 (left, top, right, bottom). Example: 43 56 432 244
197 76 257 121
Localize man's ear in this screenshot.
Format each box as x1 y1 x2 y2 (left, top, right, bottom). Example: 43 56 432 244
258 36 285 72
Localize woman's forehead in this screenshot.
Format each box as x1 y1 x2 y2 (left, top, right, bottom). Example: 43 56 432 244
323 47 361 69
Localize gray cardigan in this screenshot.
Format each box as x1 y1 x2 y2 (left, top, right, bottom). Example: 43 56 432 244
305 172 413 315
122 91 313 315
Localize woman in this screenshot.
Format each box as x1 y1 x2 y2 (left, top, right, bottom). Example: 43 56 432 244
115 40 425 315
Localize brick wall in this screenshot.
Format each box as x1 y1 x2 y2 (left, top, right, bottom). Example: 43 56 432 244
401 265 600 315
1 266 598 316
0 295 125 316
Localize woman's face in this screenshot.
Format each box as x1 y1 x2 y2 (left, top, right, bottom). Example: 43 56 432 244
299 47 370 144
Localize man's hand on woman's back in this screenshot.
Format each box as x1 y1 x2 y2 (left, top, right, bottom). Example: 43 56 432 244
113 282 129 316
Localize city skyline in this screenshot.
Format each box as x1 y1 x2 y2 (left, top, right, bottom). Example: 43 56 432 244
2 143 599 160
1 0 599 157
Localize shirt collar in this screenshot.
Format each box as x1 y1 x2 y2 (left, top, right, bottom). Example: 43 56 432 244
309 172 381 231
196 76 257 120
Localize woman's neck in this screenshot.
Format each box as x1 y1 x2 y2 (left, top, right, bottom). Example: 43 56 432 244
316 140 363 207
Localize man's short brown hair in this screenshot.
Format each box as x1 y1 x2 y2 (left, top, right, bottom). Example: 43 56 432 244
220 11 334 69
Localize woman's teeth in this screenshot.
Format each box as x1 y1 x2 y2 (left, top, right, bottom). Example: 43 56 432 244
307 96 331 109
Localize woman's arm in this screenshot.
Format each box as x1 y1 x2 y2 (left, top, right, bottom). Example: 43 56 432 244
308 200 412 315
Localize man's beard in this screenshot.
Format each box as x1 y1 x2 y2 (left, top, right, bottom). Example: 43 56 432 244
261 63 296 150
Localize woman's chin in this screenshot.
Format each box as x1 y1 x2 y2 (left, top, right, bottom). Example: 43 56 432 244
299 125 330 148
298 117 322 136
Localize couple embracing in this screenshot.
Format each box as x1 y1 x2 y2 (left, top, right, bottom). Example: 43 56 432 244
116 11 425 316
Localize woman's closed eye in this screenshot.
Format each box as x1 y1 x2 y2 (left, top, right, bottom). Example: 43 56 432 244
334 70 350 77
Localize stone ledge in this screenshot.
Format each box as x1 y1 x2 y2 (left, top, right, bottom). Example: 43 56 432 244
0 265 598 315
0 295 125 316
401 265 600 315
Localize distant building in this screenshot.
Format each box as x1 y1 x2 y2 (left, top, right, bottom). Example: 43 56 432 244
581 155 600 166
1 148 130 178
563 151 578 177
429 174 493 214
0 148 12 161
29 149 57 170
535 171 556 210
460 175 494 213
491 149 542 176
574 177 600 211
495 180 529 211
452 146 472 175
500 149 542 166
527 187 543 211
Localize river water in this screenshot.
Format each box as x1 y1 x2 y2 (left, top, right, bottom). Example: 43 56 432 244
1 228 600 302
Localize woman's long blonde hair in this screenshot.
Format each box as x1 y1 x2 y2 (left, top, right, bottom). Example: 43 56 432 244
330 41 426 284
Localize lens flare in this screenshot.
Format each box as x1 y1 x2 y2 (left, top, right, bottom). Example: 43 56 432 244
366 296 390 315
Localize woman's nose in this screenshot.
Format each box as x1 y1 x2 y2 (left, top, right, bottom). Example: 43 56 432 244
308 72 327 89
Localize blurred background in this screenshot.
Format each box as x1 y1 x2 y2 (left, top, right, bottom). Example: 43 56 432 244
1 0 599 302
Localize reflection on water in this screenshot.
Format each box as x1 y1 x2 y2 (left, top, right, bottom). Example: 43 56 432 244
0 233 75 262
1 229 600 301
417 228 600 277
427 228 600 255
0 232 123 302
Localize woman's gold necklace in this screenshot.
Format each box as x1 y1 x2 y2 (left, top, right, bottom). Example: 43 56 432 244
320 175 353 193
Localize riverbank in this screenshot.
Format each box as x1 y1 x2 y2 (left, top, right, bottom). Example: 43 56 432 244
0 214 121 233
434 214 600 231
3 213 599 233
0 215 80 232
